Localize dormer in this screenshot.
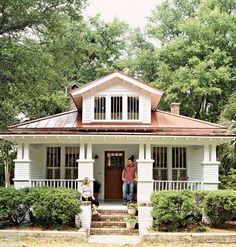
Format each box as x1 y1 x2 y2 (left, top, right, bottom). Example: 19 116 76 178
70 71 163 124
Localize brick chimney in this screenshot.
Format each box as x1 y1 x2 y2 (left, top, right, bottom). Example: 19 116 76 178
171 103 180 115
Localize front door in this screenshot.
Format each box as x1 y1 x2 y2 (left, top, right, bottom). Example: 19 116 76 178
105 151 124 200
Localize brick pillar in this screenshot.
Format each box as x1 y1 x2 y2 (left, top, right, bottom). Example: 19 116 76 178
138 205 153 235
14 143 32 189
77 143 95 193
137 143 154 203
76 202 91 229
202 145 220 190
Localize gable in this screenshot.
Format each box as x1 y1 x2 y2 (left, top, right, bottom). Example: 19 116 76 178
71 71 163 110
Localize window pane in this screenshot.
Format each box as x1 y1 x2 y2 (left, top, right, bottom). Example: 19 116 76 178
47 169 53 179
94 97 106 120
65 169 71 179
111 96 122 120
172 147 187 181
55 169 60 179
128 97 139 120
46 147 61 179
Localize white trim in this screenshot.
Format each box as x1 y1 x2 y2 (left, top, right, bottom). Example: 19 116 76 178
61 146 65 179
71 72 163 97
201 161 221 165
13 159 32 163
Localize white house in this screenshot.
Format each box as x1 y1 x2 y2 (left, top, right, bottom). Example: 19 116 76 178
0 71 234 233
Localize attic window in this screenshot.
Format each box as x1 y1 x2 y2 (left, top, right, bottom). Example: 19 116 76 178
94 97 106 120
111 96 122 120
128 96 139 120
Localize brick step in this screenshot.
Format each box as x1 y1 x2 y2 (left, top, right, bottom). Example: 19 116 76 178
93 214 128 222
90 227 139 235
97 209 128 215
91 221 126 228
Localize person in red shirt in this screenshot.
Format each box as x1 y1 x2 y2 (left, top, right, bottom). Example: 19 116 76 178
122 155 137 205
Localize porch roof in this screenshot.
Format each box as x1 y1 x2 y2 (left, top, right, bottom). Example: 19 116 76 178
4 109 233 137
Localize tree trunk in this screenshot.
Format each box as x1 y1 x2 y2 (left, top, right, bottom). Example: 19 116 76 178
4 159 10 188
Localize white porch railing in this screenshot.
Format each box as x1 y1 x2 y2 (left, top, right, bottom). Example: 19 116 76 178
153 180 203 191
30 179 79 190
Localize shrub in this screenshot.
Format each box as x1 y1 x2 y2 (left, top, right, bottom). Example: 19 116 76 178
0 188 29 224
151 191 202 231
0 187 81 227
26 187 81 227
203 190 236 225
219 169 236 190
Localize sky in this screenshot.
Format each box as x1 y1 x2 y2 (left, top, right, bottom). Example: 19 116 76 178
85 0 163 29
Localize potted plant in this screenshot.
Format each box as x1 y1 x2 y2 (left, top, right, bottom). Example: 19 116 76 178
127 202 137 216
93 180 101 200
124 216 137 230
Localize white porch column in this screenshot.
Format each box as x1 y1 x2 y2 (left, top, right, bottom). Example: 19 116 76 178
77 143 95 193
136 143 154 203
14 143 32 189
202 144 220 190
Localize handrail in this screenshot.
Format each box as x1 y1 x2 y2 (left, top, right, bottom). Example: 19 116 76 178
30 179 79 190
153 180 203 191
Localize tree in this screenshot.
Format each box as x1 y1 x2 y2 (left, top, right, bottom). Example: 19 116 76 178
41 16 128 86
146 0 236 120
0 141 16 187
218 92 236 174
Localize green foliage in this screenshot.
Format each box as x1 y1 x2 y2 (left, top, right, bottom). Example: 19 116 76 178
27 187 81 226
0 188 29 224
0 0 86 36
219 169 236 190
152 190 236 231
0 140 16 187
203 190 236 225
196 224 208 232
132 0 236 121
0 187 81 227
124 215 137 223
127 203 138 210
218 93 236 174
151 191 202 231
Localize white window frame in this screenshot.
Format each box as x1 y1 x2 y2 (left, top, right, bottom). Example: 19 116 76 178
46 147 61 179
94 96 106 120
127 96 140 120
92 93 141 122
65 146 80 179
172 147 187 181
152 146 168 180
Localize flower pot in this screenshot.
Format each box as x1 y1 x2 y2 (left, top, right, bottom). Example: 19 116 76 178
127 208 136 216
126 222 136 230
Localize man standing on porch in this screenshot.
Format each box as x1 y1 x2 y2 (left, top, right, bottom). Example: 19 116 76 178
122 155 137 205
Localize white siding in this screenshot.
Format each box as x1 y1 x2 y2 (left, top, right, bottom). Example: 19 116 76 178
188 146 203 181
141 94 151 124
82 96 92 123
14 161 31 181
93 144 139 200
30 144 45 179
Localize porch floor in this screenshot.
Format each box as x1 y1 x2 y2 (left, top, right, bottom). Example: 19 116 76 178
98 200 127 210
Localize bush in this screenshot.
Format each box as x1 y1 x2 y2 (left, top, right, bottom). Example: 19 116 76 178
203 190 236 225
0 187 81 227
0 188 30 225
26 187 81 227
219 169 236 190
151 191 202 231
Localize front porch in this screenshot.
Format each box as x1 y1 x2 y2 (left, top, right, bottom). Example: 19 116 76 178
29 178 203 192
13 137 221 203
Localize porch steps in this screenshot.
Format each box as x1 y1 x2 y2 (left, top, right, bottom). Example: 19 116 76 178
90 208 138 236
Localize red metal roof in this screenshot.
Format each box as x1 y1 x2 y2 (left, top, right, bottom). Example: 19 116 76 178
7 109 230 136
